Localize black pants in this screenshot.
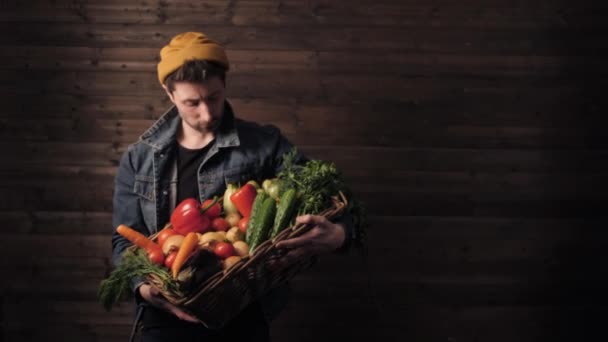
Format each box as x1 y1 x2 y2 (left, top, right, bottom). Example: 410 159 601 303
140 300 270 342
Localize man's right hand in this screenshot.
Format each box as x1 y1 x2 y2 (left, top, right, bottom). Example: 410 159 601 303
138 283 202 324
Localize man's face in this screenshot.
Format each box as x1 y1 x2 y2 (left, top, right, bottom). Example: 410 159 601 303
164 77 226 133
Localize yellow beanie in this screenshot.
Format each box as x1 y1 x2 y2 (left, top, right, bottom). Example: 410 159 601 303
157 32 230 85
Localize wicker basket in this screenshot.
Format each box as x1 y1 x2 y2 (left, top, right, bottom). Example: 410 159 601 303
145 191 348 329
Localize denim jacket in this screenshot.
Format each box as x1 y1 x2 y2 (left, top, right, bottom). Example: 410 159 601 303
111 100 354 321
111 100 305 262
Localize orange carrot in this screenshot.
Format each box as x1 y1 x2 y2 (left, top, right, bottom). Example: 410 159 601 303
116 224 159 252
171 232 199 279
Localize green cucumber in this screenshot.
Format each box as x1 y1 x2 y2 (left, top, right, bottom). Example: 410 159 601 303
246 192 269 244
248 197 277 253
270 188 298 239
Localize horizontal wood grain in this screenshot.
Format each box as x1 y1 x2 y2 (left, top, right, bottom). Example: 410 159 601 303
2 94 604 133
1 22 606 54
0 69 328 100
0 211 113 234
1 1 605 31
2 215 605 271
0 46 319 73
2 163 604 196
1 1 607 341
3 234 110 258
301 146 608 172
0 182 604 216
3 45 606 78
2 117 605 149
3 142 606 170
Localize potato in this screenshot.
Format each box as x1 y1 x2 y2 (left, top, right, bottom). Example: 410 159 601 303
232 241 249 258
225 212 242 227
226 227 245 242
224 255 242 270
198 232 224 246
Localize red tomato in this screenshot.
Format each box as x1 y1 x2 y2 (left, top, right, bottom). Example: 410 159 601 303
157 227 177 248
211 217 230 232
147 246 165 266
238 217 249 233
213 242 235 259
164 251 177 269
201 199 222 218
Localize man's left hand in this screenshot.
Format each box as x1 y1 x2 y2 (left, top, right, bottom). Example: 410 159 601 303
275 214 346 265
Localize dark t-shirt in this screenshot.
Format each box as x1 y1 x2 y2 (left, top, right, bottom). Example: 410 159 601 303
176 142 213 203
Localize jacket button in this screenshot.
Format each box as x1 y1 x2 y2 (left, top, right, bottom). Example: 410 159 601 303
160 153 164 158
162 190 168 196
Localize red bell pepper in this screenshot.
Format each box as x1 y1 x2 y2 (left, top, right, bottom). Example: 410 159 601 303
229 183 257 217
170 198 211 235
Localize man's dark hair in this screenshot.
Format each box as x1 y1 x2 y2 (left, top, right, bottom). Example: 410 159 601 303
164 59 226 93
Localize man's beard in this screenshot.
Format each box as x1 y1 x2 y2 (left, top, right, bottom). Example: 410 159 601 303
183 115 222 133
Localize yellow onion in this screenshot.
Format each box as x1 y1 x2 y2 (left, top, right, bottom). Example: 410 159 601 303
161 234 184 255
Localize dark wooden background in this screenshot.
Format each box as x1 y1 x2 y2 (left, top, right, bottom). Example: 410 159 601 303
1 0 607 341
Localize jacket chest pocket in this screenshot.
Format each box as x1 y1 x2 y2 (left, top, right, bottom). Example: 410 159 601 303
133 174 158 233
133 175 155 202
222 163 261 187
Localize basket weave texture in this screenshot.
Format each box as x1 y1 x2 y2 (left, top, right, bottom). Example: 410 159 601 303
144 192 348 329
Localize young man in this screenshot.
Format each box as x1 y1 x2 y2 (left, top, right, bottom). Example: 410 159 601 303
111 32 356 341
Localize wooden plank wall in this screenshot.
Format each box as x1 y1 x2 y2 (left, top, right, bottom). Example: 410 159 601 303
1 0 607 341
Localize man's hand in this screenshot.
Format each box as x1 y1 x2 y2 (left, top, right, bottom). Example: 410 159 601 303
138 283 202 323
275 214 346 265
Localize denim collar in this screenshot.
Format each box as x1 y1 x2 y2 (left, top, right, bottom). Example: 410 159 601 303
139 101 241 151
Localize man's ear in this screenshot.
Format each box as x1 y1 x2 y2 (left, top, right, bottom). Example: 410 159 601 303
162 84 175 103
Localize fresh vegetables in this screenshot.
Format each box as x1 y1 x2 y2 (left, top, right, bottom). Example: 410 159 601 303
237 217 249 233
261 179 273 192
116 224 165 265
270 188 298 239
147 248 165 266
116 224 159 252
245 192 269 243
172 232 199 279
157 227 177 248
98 248 180 311
277 148 346 216
229 183 257 218
162 234 185 255
224 255 242 270
278 148 367 251
213 241 235 259
100 148 366 315
201 199 221 218
211 217 230 232
225 212 242 228
164 251 178 269
198 231 225 246
262 178 280 200
171 198 211 235
247 196 277 253
232 241 249 258
223 184 239 215
175 249 223 294
247 180 261 189
226 227 245 243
